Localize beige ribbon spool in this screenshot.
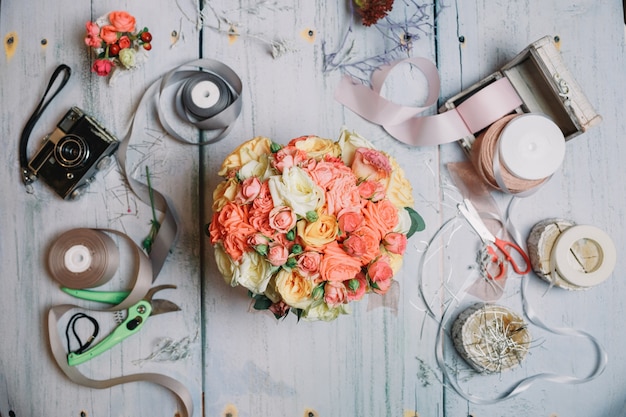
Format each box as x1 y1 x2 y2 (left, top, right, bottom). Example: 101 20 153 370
46 228 193 417
527 219 616 290
451 303 531 374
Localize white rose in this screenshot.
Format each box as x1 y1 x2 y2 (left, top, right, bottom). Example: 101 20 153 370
234 251 274 294
393 207 412 234
268 166 325 218
302 301 350 321
337 127 375 167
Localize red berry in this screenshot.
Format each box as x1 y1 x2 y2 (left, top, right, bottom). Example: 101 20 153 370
140 31 152 43
143 42 152 51
109 44 120 56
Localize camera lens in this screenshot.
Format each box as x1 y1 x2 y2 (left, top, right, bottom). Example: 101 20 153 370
55 135 89 168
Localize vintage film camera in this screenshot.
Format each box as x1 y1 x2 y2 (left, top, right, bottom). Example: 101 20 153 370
27 107 119 200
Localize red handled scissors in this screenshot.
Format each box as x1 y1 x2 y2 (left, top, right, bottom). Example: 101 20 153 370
458 199 531 279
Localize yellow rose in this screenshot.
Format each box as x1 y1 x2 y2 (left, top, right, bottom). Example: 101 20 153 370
386 157 414 208
238 154 273 181
214 244 237 286
296 214 338 249
268 166 325 217
275 268 314 309
337 127 375 167
218 136 272 177
293 136 341 160
212 177 239 212
383 249 404 274
234 251 274 294
302 301 350 321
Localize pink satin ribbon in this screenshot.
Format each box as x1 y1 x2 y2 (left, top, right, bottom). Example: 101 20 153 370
334 58 523 146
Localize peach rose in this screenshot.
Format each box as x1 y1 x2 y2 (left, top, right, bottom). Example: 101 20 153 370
218 137 272 177
363 199 399 240
324 281 348 307
351 225 381 265
296 214 338 249
342 234 367 257
319 242 362 282
271 145 310 173
99 25 118 45
108 11 136 33
382 232 407 255
269 206 297 234
351 147 392 188
275 268 314 309
345 271 368 301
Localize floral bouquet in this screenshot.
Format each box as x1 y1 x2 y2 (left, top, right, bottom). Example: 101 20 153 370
208 128 424 321
84 10 152 77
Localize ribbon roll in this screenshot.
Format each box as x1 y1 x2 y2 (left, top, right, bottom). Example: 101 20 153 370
117 59 243 280
334 58 523 147
528 220 616 289
48 228 119 289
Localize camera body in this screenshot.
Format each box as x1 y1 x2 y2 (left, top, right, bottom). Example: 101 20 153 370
28 107 119 200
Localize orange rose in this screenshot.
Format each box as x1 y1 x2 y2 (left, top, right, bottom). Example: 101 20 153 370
216 202 256 261
319 242 362 282
296 214 338 250
351 225 381 265
108 11 136 33
275 268 314 309
99 25 118 45
363 199 399 240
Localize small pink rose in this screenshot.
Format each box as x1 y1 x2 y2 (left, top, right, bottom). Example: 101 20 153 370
247 232 269 247
269 300 290 318
117 35 131 49
337 210 364 234
236 177 262 204
91 59 113 76
352 147 392 181
358 179 385 201
297 251 321 276
84 35 102 48
343 234 366 257
99 25 118 45
345 272 367 301
324 281 347 307
383 232 407 255
85 21 100 37
267 242 289 266
269 206 297 234
368 256 394 295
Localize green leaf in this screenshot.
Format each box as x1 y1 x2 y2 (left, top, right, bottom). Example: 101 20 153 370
405 206 426 238
252 295 273 310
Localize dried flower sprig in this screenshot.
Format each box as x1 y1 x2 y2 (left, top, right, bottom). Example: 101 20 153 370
323 0 433 84
142 166 161 254
175 0 295 58
354 0 395 26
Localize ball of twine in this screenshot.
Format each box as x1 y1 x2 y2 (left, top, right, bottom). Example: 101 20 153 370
471 114 546 194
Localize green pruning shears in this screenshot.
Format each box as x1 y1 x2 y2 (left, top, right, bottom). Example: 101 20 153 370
62 285 180 366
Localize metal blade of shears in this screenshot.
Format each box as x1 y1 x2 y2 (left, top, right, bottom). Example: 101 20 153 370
458 199 496 243
150 299 181 316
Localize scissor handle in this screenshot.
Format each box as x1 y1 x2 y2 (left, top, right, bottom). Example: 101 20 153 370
485 246 507 280
493 238 531 275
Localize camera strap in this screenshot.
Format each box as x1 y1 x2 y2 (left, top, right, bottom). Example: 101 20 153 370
20 64 72 186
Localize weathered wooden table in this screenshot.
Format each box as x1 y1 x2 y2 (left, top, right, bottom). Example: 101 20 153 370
2 1 625 416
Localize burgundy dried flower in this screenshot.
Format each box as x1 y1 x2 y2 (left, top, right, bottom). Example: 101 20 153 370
354 0 395 26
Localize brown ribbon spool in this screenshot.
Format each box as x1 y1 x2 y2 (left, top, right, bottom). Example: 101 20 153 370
48 228 120 289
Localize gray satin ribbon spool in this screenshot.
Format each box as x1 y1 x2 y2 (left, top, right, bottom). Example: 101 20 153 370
117 58 243 279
